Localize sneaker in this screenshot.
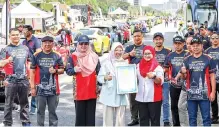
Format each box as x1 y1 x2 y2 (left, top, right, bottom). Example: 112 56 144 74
164 122 171 126
0 122 12 127
22 122 31 126
211 117 218 124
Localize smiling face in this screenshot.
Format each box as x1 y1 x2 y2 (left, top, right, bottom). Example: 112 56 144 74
133 32 143 45
114 46 123 59
78 42 89 53
192 43 203 54
143 49 153 61
42 41 54 52
153 36 164 47
9 30 20 45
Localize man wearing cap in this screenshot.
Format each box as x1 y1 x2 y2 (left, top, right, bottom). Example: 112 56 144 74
30 36 64 126
199 26 211 50
164 36 187 126
207 27 214 37
153 32 171 126
22 25 42 115
180 36 216 126
205 32 219 124
0 28 31 126
66 35 100 126
123 29 146 126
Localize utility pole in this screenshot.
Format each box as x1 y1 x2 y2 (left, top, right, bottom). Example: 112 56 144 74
6 0 10 45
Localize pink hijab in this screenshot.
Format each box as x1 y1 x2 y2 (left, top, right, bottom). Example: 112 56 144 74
73 44 99 77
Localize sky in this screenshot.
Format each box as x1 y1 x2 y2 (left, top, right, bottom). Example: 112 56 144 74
141 0 180 6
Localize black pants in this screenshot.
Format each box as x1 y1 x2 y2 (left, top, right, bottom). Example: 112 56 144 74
129 93 139 121
75 99 96 126
3 79 30 125
211 83 219 119
170 86 181 126
139 101 162 126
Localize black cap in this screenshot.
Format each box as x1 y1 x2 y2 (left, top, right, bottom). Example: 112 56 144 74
207 27 214 32
191 36 202 45
173 36 184 43
199 25 206 29
41 36 54 42
153 32 164 39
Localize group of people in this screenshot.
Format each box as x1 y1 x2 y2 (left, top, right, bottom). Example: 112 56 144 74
0 24 67 126
0 21 219 127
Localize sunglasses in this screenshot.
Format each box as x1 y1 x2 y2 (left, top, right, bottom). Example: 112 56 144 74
211 37 219 40
79 42 89 45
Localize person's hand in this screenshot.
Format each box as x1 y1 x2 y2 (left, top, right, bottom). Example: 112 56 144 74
7 56 13 63
31 88 36 97
147 72 155 79
3 80 9 86
170 78 177 85
181 66 186 74
104 72 112 81
129 47 136 57
74 66 82 73
49 66 56 74
209 92 215 102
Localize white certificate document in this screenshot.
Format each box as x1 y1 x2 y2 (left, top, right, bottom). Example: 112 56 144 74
116 64 138 94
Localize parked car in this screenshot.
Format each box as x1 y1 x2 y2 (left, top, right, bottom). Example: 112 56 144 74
79 28 110 56
89 25 117 44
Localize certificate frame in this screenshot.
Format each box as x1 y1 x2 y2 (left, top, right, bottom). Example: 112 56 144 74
116 64 138 94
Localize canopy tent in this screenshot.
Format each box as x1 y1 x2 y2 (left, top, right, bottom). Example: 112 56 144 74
108 7 129 15
11 0 52 18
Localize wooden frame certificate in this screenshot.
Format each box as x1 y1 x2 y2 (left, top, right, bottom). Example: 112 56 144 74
116 64 138 94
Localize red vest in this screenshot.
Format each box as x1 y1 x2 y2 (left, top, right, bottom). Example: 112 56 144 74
72 55 97 100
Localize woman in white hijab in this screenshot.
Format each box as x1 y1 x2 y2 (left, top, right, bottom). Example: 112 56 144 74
98 42 129 126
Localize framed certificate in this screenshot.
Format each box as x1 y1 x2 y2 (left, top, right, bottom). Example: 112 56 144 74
116 64 138 94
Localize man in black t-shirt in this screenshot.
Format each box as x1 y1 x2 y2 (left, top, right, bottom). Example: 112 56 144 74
123 29 145 126
0 28 31 126
181 36 216 126
164 36 187 126
205 32 219 124
30 36 64 126
153 32 171 126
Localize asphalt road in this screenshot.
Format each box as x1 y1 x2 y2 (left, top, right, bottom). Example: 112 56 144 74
0 22 210 126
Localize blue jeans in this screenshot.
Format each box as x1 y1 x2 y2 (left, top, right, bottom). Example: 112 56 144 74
187 100 211 126
30 96 36 113
162 82 170 122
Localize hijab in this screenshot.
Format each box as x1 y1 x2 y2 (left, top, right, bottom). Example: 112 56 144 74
107 42 125 76
139 46 159 78
73 44 99 77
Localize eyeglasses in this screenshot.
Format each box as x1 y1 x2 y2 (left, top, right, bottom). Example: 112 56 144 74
144 53 152 56
211 37 219 40
79 42 89 45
